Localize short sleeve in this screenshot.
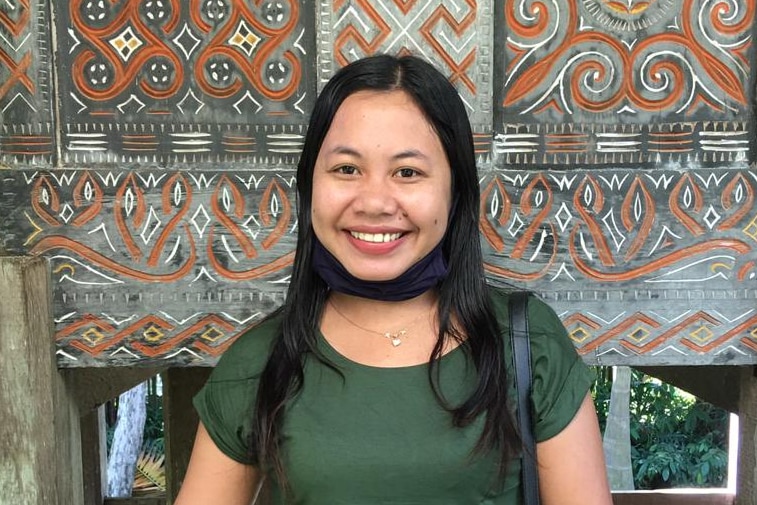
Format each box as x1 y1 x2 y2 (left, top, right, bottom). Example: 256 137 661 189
526 297 594 442
192 315 281 465
193 375 258 464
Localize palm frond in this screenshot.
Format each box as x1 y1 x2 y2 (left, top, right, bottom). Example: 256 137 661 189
133 441 166 493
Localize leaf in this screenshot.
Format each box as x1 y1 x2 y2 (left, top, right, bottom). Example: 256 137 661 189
133 441 166 494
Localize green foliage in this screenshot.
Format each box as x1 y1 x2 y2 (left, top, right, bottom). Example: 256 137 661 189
591 367 729 489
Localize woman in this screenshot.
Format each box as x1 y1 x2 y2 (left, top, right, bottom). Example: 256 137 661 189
175 54 612 504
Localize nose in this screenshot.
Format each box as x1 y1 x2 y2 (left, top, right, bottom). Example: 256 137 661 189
352 174 399 216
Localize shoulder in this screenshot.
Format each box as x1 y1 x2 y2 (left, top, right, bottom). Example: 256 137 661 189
486 285 565 339
208 311 282 383
487 285 594 441
192 312 282 464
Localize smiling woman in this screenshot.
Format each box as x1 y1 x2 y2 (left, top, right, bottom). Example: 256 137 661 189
311 89 452 282
174 54 613 505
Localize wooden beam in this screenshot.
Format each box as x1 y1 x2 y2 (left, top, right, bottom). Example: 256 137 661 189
104 497 166 505
70 367 165 414
637 366 741 413
0 256 83 504
612 491 733 505
162 367 212 504
736 366 757 505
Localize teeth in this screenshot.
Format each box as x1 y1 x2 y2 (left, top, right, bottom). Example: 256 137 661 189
350 231 402 243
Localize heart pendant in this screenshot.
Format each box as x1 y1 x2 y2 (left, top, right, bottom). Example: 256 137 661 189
391 338 401 347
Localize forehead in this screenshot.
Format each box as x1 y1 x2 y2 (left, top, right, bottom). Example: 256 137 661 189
320 90 441 149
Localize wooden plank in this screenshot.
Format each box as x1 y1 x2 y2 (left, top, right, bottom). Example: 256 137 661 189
103 497 166 505
162 367 213 503
0 256 82 504
736 366 757 505
612 491 733 505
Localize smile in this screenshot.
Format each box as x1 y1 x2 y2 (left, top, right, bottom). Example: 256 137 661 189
349 231 403 243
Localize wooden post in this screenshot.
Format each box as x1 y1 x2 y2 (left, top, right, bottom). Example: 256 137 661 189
162 367 212 504
81 405 108 505
736 366 757 505
0 256 82 504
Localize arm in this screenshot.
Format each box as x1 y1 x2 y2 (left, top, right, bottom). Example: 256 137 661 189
174 422 262 505
536 393 613 505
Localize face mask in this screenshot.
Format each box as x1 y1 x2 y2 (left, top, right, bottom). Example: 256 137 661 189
311 237 449 301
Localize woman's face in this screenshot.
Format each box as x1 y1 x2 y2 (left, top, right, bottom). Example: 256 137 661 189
311 90 453 282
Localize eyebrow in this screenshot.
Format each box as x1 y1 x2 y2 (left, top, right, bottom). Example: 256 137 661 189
326 145 429 161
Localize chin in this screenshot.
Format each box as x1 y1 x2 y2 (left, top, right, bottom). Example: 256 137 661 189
346 268 404 283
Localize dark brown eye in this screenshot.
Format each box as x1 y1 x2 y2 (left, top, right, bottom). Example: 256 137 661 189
396 168 418 178
336 165 357 175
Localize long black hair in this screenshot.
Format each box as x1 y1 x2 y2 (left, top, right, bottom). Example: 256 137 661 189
251 54 519 486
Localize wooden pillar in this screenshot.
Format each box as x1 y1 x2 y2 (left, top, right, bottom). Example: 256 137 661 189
736 366 757 505
81 405 108 505
162 367 212 504
0 256 82 504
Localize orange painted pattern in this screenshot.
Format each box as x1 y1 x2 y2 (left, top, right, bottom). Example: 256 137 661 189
511 174 555 260
333 1 478 96
26 171 297 285
503 0 753 115
578 312 662 355
620 177 655 262
132 315 235 357
0 50 33 100
621 311 720 354
669 173 706 236
479 177 512 252
419 1 477 93
570 238 751 282
477 170 756 284
333 0 392 67
194 0 301 101
70 0 183 101
681 314 757 353
31 232 198 282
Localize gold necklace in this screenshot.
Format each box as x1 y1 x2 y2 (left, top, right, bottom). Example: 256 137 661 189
328 299 431 347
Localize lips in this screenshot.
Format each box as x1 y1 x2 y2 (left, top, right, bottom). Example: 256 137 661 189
349 231 403 243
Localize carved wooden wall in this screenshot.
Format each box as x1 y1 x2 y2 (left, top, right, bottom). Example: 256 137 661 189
0 0 755 367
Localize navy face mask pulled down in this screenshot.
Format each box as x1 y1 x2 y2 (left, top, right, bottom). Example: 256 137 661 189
311 238 449 301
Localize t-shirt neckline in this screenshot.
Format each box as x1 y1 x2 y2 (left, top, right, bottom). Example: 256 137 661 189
316 328 466 372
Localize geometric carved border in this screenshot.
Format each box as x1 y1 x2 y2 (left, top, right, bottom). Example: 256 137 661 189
2 167 756 366
0 0 55 165
319 0 494 129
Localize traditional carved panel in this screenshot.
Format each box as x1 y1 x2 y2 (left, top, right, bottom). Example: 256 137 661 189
320 0 493 128
495 0 755 165
56 0 315 165
2 168 295 366
1 167 756 366
1 1 755 367
0 0 55 165
481 166 757 364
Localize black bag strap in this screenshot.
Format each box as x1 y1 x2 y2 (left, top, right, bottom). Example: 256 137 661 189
509 291 540 505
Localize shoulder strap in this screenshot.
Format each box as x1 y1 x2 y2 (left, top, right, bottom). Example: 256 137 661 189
509 291 540 505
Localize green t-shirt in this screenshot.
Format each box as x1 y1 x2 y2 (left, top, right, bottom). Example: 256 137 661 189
194 288 593 504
